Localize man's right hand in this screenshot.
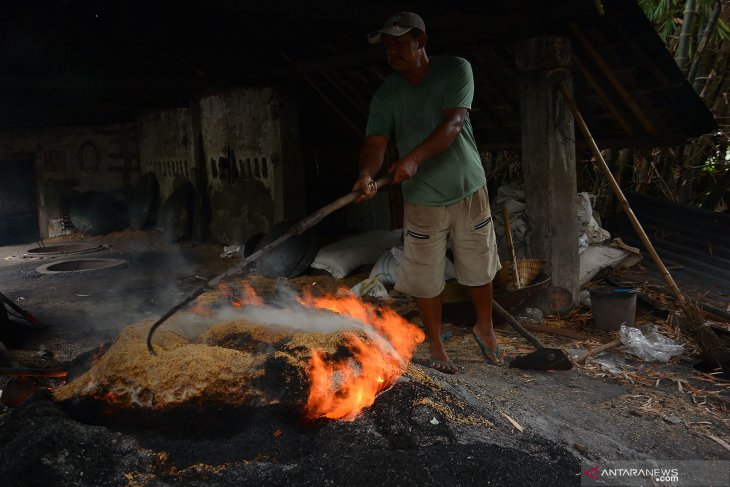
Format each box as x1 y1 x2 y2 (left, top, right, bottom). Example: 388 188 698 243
388 155 419 184
353 173 379 203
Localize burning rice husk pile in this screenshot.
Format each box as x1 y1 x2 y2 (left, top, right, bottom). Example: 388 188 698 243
53 319 368 411
53 284 424 423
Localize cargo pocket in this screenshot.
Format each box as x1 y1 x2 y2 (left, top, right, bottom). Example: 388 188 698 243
474 216 492 230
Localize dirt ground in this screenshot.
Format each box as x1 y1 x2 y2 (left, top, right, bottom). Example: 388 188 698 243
0 230 728 486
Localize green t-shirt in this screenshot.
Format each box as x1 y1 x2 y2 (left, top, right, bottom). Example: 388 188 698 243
365 55 486 206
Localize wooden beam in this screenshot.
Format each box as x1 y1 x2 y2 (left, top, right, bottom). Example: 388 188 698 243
515 36 579 305
320 72 369 118
275 48 385 75
280 52 363 140
569 23 659 136
610 20 673 88
572 54 637 137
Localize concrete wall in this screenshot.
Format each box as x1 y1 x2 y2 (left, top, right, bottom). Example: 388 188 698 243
137 108 196 208
197 88 304 244
136 87 305 245
0 87 305 246
0 124 138 239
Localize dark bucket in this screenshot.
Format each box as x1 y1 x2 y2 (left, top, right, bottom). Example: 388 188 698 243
589 287 638 331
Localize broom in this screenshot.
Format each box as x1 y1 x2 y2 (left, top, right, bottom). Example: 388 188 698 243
559 82 730 374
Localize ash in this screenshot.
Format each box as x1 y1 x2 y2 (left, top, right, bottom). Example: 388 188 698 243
0 372 578 487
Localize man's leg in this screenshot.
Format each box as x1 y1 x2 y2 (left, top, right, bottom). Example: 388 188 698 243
465 281 503 362
418 295 445 361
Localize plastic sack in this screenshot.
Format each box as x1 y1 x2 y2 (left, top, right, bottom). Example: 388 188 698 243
350 277 389 298
516 307 544 324
578 233 589 254
620 323 684 362
369 246 457 286
586 216 611 244
311 229 402 279
369 249 399 285
591 352 629 374
576 192 593 236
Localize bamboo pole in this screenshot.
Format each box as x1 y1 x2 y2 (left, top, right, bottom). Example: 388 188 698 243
558 81 686 306
574 338 621 364
502 207 522 289
558 86 730 374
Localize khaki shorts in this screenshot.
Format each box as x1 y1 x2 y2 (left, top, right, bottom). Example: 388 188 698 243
395 186 501 298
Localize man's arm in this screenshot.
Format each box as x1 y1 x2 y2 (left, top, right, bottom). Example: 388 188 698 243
354 135 389 202
389 107 467 183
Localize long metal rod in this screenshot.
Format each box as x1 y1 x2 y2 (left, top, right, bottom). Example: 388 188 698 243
146 175 393 354
0 291 41 326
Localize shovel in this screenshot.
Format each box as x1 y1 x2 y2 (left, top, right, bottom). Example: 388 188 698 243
492 300 573 370
146 175 393 354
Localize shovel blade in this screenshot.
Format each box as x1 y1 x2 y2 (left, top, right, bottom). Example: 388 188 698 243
509 348 573 371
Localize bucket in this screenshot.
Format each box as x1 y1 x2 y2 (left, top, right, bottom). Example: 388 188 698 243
589 287 638 331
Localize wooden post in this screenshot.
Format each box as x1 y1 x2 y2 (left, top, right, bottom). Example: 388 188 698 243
515 36 579 305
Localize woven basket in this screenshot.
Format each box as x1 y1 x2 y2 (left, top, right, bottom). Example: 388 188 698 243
494 258 545 291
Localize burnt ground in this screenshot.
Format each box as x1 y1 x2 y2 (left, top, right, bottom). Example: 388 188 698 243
0 231 728 486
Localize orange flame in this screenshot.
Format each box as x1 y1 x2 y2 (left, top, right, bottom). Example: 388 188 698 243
239 282 264 306
300 289 424 421
188 302 212 315
86 281 421 421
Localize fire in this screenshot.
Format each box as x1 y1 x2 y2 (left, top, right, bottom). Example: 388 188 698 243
298 289 424 421
74 281 422 420
218 281 265 308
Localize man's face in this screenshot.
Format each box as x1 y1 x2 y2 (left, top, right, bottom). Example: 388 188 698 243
382 32 421 71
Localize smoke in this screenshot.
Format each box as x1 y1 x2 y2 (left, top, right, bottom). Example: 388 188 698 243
64 239 207 334
165 279 407 361
241 305 372 334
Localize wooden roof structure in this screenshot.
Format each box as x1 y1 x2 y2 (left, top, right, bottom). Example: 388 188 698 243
0 0 717 149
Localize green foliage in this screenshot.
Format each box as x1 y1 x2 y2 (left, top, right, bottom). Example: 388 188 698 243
639 0 683 41
639 0 728 42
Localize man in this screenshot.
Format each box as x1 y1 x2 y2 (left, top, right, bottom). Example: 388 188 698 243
354 12 503 373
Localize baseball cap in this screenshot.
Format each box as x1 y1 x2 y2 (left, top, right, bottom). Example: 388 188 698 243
367 12 426 45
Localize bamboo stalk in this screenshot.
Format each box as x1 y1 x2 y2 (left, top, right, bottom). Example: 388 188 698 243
560 80 730 373
502 206 522 289
558 81 686 305
574 338 622 364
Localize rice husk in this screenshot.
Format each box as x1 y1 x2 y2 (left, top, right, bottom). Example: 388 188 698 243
53 318 368 410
